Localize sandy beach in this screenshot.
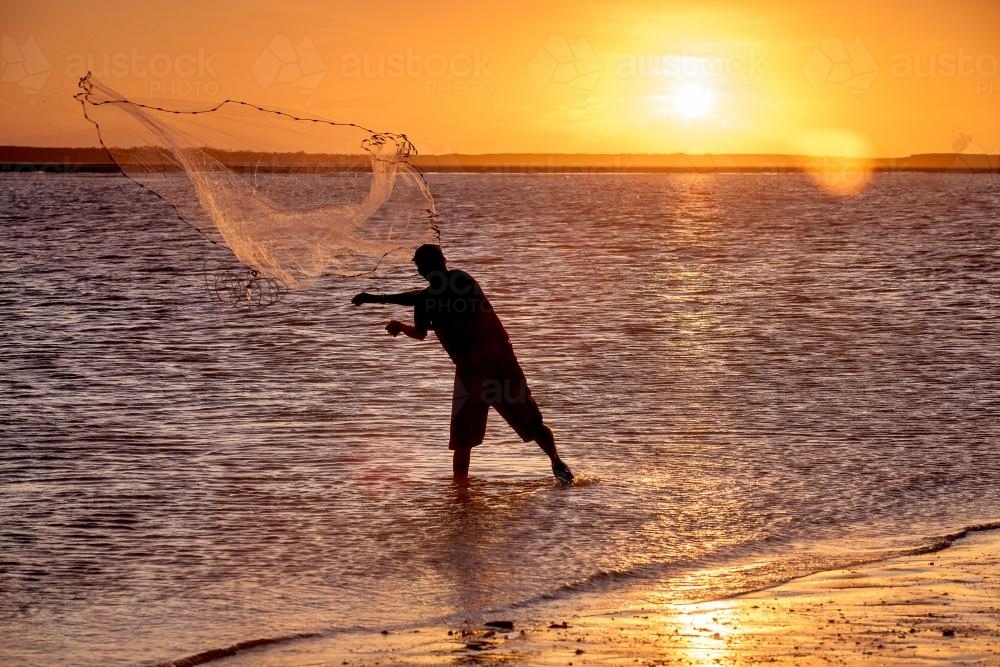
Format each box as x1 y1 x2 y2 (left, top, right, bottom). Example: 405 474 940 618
205 526 1000 667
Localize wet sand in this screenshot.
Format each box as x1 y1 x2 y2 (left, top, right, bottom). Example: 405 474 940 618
208 528 1000 667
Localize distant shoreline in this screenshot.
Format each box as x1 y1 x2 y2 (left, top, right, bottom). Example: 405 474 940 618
4 164 998 174
1 146 996 174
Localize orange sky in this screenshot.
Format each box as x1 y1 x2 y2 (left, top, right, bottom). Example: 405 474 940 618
1 0 998 156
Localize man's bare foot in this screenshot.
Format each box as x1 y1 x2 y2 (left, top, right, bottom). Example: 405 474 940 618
552 460 574 485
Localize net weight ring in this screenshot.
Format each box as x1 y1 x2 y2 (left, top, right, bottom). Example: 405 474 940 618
213 268 285 310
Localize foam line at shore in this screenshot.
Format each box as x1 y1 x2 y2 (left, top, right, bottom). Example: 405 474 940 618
155 521 1000 667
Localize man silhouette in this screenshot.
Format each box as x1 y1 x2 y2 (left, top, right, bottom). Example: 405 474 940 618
352 244 573 484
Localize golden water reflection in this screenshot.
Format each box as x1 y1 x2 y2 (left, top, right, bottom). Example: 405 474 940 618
672 604 741 665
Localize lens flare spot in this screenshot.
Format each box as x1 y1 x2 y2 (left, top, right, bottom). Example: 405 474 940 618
796 129 874 197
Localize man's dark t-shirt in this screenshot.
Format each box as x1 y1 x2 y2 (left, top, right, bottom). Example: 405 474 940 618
414 270 511 367
413 268 544 449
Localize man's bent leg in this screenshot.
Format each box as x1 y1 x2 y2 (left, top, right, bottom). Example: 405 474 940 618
489 356 573 484
493 382 574 484
453 447 472 483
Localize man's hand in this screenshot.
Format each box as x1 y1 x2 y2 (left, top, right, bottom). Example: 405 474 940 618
384 320 427 340
352 292 376 306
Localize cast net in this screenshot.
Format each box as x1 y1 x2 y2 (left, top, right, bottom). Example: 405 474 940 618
74 72 438 305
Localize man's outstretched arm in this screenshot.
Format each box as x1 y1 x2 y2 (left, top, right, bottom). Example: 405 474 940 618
352 290 423 307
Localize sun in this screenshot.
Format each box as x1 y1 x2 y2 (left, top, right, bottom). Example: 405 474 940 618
673 82 715 119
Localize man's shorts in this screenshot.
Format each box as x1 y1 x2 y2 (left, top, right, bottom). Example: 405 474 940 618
449 349 545 450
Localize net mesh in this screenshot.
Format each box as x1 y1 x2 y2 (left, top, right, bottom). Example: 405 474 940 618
74 72 438 295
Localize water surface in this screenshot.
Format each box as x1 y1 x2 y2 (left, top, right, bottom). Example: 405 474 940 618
1 172 998 666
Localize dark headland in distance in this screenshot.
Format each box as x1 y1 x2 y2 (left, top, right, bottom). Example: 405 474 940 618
1 145 997 174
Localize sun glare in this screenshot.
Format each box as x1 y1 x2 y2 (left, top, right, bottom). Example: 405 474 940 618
673 83 715 119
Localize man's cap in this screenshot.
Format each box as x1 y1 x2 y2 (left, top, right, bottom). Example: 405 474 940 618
413 244 446 265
